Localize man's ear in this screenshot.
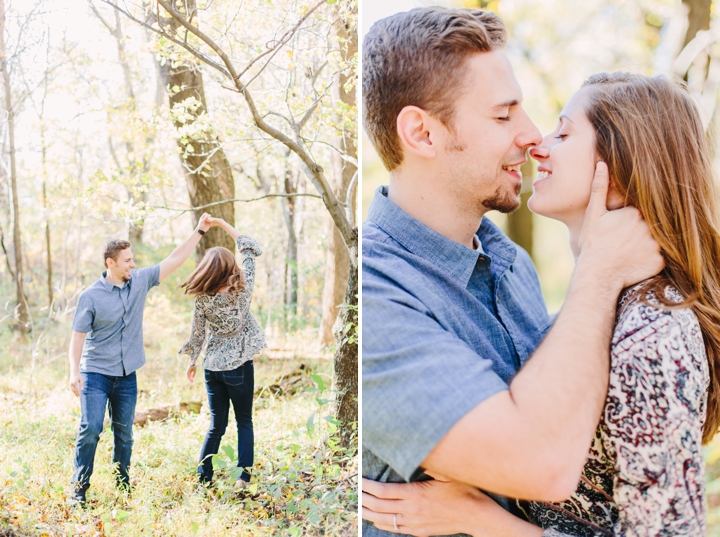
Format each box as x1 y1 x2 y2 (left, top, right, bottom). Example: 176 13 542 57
396 105 437 160
606 178 625 210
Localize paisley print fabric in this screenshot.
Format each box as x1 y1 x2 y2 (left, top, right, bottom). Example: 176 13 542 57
526 283 709 536
178 235 267 372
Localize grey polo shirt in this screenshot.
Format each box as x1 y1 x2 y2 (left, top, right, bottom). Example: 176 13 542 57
362 187 550 536
72 265 160 376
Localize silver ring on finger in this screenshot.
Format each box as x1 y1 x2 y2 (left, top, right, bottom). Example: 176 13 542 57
393 513 399 531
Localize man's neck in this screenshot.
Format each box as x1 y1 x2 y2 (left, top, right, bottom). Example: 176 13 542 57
105 271 125 287
388 169 486 249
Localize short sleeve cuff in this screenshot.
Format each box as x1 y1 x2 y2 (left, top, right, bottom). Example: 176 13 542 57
134 265 161 289
71 293 93 333
392 381 508 481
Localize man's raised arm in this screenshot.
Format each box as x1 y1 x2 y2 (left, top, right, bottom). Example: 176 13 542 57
422 164 665 501
158 213 211 283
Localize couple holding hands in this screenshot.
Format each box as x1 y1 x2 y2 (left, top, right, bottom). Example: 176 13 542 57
363 6 720 537
67 213 265 505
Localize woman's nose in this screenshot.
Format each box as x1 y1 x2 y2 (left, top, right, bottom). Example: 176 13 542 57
529 144 548 162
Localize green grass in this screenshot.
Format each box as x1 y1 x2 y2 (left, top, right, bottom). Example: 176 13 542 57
0 309 357 537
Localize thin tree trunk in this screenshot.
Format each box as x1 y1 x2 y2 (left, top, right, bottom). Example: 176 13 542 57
320 9 357 346
256 157 299 328
682 0 712 48
281 166 298 321
506 160 534 259
41 139 52 308
40 38 52 309
0 220 15 278
161 0 234 260
0 0 29 332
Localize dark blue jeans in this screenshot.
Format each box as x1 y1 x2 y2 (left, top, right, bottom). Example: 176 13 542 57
199 360 254 482
71 372 137 493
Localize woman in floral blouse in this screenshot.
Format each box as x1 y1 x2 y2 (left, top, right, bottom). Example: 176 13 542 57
179 217 266 486
362 74 720 535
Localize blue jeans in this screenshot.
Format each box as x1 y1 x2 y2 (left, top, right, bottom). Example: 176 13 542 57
199 361 254 482
71 372 137 493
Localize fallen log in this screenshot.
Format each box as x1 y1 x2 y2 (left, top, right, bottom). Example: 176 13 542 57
102 400 202 429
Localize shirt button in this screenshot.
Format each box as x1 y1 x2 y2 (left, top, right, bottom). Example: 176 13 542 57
478 257 485 263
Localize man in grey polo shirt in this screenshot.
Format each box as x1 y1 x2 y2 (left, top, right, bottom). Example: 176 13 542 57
68 213 212 505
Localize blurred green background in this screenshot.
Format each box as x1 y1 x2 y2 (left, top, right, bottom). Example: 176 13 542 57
362 0 720 533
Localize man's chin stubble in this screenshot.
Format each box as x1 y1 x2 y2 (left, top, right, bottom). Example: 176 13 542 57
481 185 522 214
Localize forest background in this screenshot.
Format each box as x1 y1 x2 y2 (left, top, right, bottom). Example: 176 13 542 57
362 0 720 534
0 0 358 535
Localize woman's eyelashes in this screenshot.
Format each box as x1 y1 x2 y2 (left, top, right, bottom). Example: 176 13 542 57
554 133 567 140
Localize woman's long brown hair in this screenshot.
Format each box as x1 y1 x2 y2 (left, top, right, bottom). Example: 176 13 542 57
583 72 720 443
179 246 246 296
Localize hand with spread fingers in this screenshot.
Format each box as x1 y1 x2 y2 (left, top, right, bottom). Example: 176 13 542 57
362 477 543 537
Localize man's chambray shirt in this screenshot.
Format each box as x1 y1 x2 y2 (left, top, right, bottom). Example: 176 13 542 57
72 265 160 376
363 186 550 536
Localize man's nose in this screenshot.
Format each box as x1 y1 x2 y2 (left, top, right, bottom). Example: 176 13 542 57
516 110 542 150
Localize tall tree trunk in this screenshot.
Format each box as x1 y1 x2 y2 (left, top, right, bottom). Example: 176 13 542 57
160 0 234 260
320 9 357 346
0 0 29 332
330 4 358 447
506 160 534 259
334 230 358 448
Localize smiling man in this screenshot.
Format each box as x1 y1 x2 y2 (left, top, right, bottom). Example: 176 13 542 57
361 7 665 536
67 213 212 506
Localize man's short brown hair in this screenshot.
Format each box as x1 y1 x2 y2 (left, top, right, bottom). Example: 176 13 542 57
103 239 131 268
363 7 507 171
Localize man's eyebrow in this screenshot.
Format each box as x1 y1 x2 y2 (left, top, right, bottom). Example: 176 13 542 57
491 99 519 111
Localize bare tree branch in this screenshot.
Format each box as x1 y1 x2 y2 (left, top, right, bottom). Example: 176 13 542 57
148 192 321 215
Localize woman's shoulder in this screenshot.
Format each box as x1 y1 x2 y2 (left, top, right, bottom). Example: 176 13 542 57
611 282 706 374
613 282 691 339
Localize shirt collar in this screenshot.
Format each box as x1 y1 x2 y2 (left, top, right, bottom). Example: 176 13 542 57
101 270 130 291
368 186 517 286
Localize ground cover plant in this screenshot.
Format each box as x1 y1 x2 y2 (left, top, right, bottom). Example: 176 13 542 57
0 305 357 537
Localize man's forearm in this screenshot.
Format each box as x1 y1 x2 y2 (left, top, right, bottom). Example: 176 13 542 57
158 229 203 282
168 231 202 264
69 346 82 372
423 261 619 500
68 332 84 371
508 260 618 488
